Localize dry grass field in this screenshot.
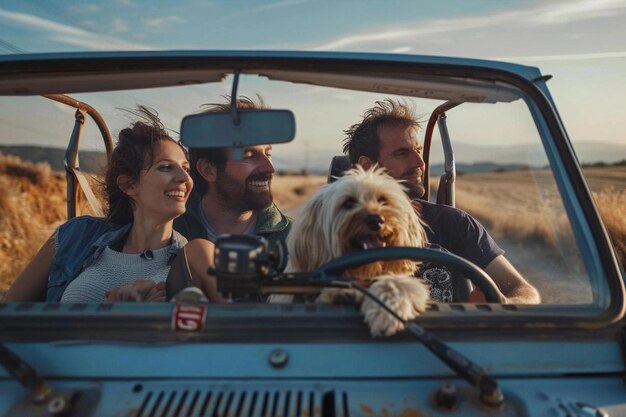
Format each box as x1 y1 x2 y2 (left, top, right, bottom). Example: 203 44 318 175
1 154 65 292
0 152 623 303
454 167 625 264
272 174 327 212
0 153 95 294
452 167 625 303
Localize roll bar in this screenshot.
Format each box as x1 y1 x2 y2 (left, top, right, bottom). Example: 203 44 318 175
422 100 462 205
42 94 113 218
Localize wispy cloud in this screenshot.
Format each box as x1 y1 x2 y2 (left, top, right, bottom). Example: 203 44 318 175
312 9 533 51
390 46 412 54
73 4 101 13
0 7 155 50
531 0 625 24
495 51 626 62
215 0 314 24
113 0 139 8
313 0 626 51
251 0 313 13
144 16 184 28
112 18 128 33
77 19 99 32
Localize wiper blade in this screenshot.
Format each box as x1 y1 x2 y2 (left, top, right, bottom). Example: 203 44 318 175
0 344 51 403
0 343 100 416
343 281 504 408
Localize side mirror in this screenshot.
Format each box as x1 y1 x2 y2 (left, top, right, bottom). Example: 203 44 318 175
180 110 296 149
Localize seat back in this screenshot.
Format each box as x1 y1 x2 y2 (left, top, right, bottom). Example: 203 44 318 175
327 155 351 183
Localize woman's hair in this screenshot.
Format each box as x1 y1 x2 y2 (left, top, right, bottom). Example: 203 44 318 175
104 106 186 225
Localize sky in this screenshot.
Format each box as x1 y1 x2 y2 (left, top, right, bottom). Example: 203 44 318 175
0 0 624 167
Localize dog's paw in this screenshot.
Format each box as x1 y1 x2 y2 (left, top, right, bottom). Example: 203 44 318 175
316 288 363 304
361 275 430 337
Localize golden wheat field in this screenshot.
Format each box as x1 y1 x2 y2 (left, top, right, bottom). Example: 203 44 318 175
452 167 625 302
0 152 624 302
455 167 625 262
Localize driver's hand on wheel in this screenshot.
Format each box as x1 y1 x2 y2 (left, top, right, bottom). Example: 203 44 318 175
468 287 508 304
106 279 166 302
468 287 487 303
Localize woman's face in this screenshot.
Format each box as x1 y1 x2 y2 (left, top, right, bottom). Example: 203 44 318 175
125 140 193 223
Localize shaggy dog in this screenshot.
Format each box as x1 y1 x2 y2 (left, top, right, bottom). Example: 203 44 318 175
287 166 430 336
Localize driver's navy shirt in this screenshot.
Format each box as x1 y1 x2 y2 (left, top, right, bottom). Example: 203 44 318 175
416 200 503 269
414 200 504 302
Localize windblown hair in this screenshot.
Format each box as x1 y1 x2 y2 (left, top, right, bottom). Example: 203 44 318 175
343 98 420 164
105 105 184 225
189 95 268 196
288 166 428 280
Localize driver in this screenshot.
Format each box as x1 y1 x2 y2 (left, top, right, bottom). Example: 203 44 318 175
343 99 540 304
174 96 292 250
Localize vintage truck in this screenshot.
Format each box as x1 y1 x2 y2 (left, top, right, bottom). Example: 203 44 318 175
0 51 623 416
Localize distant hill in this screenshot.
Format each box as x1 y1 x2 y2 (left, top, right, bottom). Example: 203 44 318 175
273 140 626 174
0 145 107 173
448 141 626 167
431 162 529 175
3 140 624 176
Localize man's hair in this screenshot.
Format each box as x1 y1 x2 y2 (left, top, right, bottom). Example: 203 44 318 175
343 98 420 164
189 95 268 196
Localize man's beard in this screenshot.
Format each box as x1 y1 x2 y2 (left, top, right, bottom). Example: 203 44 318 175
215 170 273 212
405 182 425 200
398 167 425 200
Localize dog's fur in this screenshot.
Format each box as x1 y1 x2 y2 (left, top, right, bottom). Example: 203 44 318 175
287 166 430 336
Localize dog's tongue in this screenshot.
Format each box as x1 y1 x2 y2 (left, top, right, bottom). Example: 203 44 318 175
357 235 386 250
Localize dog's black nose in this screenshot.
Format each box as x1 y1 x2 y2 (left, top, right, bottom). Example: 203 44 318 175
365 214 384 231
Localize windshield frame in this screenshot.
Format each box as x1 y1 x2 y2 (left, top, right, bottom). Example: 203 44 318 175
0 51 622 342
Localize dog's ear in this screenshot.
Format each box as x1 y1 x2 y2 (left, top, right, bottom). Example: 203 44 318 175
287 195 331 272
384 205 428 275
384 186 428 249
406 208 428 248
390 196 428 249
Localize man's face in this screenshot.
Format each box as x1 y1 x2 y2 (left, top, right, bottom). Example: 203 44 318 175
376 124 425 199
215 144 275 212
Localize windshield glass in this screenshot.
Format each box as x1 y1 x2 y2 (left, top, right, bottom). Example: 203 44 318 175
0 68 622 326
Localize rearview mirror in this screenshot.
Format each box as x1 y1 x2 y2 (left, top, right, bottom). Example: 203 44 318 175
180 110 296 149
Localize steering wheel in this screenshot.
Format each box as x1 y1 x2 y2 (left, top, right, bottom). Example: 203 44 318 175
314 247 506 303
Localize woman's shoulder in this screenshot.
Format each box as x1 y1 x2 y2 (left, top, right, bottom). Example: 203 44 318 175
56 216 128 252
58 216 121 236
51 217 127 269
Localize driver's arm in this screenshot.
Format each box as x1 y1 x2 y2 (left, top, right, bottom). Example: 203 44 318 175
2 234 55 302
469 255 541 304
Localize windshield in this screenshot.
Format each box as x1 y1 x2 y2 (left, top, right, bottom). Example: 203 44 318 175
0 58 623 340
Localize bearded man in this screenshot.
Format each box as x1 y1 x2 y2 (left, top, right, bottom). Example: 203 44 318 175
343 98 540 304
174 96 292 249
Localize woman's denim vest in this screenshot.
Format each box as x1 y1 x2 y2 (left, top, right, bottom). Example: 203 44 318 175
46 216 187 302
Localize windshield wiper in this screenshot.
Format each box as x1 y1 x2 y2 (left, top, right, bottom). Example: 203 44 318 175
0 344 99 416
0 344 53 403
335 280 504 408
